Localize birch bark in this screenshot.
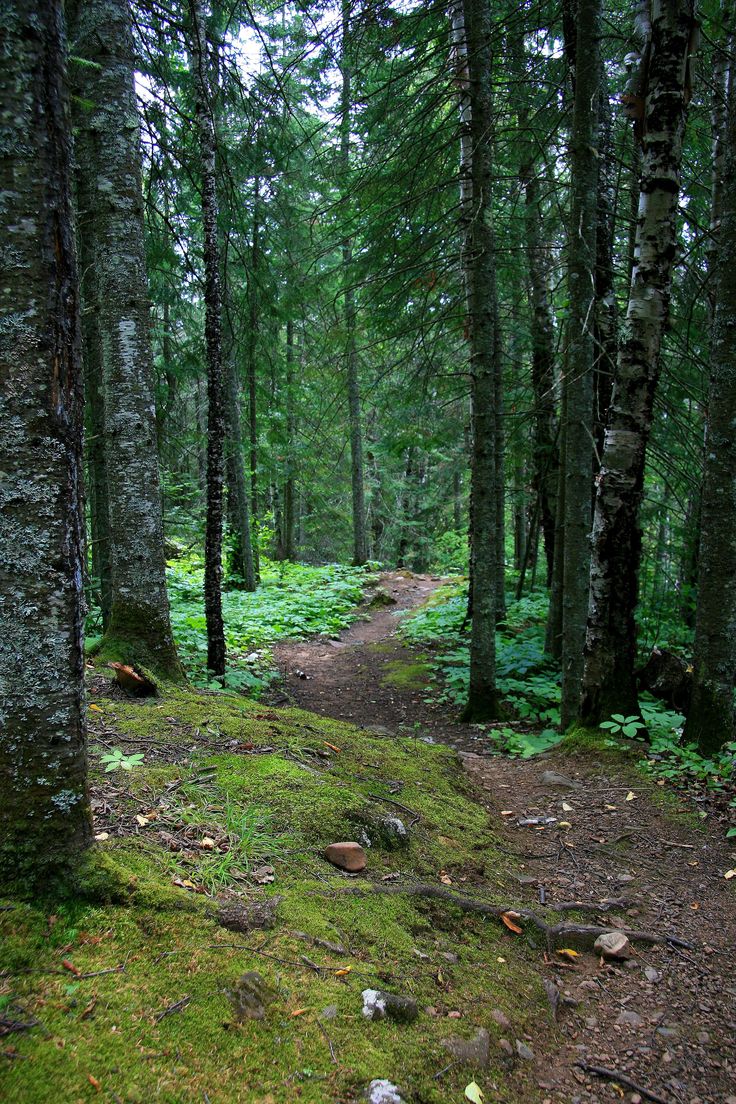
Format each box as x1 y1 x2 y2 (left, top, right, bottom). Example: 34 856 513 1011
580 0 696 724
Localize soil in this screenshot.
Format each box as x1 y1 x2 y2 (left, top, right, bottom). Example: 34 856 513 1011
274 571 736 1104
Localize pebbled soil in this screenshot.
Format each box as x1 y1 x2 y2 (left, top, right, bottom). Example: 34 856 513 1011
275 571 736 1104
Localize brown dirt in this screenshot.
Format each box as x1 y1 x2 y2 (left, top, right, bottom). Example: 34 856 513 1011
274 571 736 1104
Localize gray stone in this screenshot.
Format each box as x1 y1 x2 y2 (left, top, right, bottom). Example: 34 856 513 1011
490 1008 511 1029
442 1028 491 1068
365 1080 404 1104
348 807 410 850
515 1039 534 1060
361 989 418 1024
644 966 661 983
616 1010 643 1027
321 1004 338 1020
540 771 582 790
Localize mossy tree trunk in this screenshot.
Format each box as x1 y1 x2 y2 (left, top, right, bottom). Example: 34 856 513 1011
458 0 503 723
580 0 695 725
0 0 92 886
69 0 183 681
684 37 736 756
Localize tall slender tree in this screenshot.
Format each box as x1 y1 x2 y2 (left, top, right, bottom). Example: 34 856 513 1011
189 0 226 675
0 0 92 885
459 0 503 722
559 0 600 730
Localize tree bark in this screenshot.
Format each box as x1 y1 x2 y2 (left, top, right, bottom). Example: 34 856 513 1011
224 346 257 591
340 0 368 567
580 1 695 725
0 0 92 886
247 177 261 580
559 0 600 730
283 319 297 562
683 36 736 755
69 0 183 680
190 0 226 675
457 0 502 722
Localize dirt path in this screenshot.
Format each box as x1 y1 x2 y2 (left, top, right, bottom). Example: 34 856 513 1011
274 572 736 1104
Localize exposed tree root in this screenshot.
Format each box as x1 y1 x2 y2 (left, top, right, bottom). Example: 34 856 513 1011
329 883 693 950
575 1060 671 1104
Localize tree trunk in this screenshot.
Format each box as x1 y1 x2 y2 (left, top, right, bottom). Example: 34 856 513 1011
458 0 502 723
69 0 183 681
247 178 261 580
225 348 257 591
340 0 368 567
0 0 92 886
283 319 297 562
580 0 695 725
190 0 226 676
559 0 600 731
683 36 736 756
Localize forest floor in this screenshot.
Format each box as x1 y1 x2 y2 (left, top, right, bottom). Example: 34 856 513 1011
275 571 736 1104
2 571 735 1104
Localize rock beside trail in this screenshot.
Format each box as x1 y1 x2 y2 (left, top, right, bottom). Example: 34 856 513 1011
594 931 631 960
540 770 581 790
324 841 367 872
348 807 410 850
442 1027 490 1067
365 1080 404 1104
362 989 419 1024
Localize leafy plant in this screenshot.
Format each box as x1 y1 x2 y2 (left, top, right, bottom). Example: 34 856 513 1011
99 748 145 772
600 714 647 739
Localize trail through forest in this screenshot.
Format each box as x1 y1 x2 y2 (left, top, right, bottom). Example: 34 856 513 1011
276 574 736 1104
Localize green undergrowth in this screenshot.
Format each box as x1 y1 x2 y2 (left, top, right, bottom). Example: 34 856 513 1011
87 557 375 697
1 684 548 1103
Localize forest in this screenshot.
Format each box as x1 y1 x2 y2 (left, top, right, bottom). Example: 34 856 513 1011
1 0 735 1102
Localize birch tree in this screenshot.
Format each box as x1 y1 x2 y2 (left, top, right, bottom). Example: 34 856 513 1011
580 0 696 725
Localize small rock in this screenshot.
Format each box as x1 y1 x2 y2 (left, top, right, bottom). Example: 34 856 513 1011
617 873 635 883
644 966 661 983
442 1028 491 1068
697 1031 710 1044
540 771 581 790
616 1010 642 1027
498 1038 514 1056
490 1008 511 1029
515 1039 534 1060
365 1079 404 1104
348 808 410 850
441 951 459 964
361 989 418 1024
578 980 599 992
631 1096 642 1104
594 931 631 960
324 841 367 872
585 1017 598 1029
231 972 276 1021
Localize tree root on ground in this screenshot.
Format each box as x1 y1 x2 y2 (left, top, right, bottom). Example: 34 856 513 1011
327 883 693 950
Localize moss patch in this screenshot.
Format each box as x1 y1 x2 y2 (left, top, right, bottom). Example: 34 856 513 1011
1 682 548 1103
380 657 433 691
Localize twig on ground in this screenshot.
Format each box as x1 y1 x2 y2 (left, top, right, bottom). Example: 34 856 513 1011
575 1060 670 1104
154 995 191 1022
366 791 421 827
315 1017 338 1064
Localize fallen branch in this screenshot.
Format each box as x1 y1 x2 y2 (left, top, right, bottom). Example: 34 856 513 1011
575 1060 670 1104
328 884 693 950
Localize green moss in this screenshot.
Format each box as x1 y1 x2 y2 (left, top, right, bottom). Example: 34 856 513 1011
381 658 433 690
1 684 548 1103
560 725 639 761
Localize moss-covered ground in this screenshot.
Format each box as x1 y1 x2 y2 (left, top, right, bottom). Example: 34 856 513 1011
1 682 549 1104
